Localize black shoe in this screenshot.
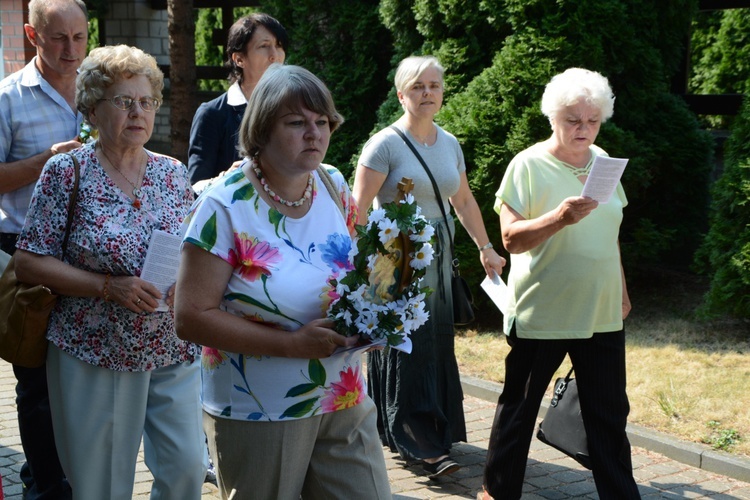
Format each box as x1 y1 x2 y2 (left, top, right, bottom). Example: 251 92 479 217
423 457 461 479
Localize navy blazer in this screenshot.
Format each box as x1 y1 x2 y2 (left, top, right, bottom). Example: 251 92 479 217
188 92 246 183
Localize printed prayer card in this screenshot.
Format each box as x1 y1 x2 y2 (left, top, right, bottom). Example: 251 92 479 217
581 156 628 203
141 230 182 312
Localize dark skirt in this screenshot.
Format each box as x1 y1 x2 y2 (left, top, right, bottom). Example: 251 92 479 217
367 217 467 461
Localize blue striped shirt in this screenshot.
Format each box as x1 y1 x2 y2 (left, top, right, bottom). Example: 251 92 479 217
0 58 82 233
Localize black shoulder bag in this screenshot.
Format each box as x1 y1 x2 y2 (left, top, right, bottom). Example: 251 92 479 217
536 366 593 469
389 125 475 326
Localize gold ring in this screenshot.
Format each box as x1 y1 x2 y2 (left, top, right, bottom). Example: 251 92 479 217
327 334 335 345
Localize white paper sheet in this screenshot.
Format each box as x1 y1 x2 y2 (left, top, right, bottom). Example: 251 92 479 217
581 156 628 203
141 230 182 312
481 272 509 315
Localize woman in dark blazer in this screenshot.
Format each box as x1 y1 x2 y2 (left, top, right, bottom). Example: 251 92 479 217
188 13 287 183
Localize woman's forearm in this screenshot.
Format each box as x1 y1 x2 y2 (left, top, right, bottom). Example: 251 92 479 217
14 249 107 298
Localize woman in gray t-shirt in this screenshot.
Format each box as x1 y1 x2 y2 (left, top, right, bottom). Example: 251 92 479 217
353 55 505 479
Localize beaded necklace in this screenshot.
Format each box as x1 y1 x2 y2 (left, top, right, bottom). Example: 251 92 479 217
252 159 313 208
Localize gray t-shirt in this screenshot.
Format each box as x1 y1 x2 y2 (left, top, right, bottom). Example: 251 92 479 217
358 123 465 219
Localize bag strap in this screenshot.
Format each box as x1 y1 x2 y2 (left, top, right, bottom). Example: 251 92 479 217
389 126 460 274
550 367 575 407
61 154 81 259
316 164 345 219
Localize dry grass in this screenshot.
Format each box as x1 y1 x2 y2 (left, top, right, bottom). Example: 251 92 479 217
455 270 750 458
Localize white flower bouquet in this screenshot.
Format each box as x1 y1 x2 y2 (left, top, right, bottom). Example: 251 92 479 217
327 194 435 350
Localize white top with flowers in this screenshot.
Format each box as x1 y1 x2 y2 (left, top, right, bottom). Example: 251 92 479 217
182 164 365 421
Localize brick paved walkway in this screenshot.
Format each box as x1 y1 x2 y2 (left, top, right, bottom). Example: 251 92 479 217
1 360 749 499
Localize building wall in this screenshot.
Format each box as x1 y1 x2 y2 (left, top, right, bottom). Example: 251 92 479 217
0 0 173 154
102 0 172 153
1 0 35 78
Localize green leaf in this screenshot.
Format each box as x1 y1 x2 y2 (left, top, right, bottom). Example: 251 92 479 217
199 212 218 249
386 333 406 347
223 169 246 186
225 292 269 310
232 183 256 203
269 209 284 236
279 397 319 419
285 383 320 398
308 359 326 386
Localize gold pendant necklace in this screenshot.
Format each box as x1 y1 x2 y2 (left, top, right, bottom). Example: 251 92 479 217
100 146 145 208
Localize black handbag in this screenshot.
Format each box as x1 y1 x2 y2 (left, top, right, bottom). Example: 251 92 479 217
536 367 592 469
390 126 475 326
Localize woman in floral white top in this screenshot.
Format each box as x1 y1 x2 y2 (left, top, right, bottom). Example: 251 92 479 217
15 45 204 499
176 64 391 499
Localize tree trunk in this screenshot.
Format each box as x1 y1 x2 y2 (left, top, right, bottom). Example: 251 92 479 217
167 0 196 164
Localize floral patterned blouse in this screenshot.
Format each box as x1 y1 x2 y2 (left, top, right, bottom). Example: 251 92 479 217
182 164 365 421
17 142 200 372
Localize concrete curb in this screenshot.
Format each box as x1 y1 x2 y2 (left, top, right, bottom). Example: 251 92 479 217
460 374 750 483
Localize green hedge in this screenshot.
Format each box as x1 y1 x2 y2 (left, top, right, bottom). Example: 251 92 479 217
379 0 715 323
695 95 750 319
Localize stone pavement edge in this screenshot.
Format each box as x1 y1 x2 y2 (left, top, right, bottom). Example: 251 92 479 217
1 361 749 499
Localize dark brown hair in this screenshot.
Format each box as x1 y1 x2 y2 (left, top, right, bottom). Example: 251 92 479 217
225 13 289 84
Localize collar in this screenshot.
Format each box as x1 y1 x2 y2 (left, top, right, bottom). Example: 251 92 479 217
226 82 247 106
19 58 44 87
18 57 77 117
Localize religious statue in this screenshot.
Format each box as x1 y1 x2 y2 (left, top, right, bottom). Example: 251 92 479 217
367 177 415 302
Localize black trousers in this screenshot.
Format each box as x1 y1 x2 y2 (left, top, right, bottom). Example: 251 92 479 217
1 233 70 499
483 327 640 500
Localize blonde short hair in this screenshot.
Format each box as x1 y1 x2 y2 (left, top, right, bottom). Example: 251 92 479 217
541 68 615 123
394 56 445 93
76 45 164 125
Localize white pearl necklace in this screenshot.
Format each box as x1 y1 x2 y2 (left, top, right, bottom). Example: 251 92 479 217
252 160 313 207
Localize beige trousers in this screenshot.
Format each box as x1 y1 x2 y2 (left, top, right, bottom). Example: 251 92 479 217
204 397 391 500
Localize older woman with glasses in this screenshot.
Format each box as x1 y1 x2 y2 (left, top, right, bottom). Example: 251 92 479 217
14 45 205 499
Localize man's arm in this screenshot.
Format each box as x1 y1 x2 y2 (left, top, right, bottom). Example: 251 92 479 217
0 138 81 194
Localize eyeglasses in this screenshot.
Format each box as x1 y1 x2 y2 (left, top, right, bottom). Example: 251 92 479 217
99 95 161 112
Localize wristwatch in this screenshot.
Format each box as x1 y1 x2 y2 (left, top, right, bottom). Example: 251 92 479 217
478 242 493 251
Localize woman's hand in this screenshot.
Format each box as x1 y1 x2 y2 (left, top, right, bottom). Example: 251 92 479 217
620 260 631 320
108 275 162 314
177 245 360 358
479 247 506 278
192 161 244 195
164 283 177 308
289 318 360 359
556 196 599 225
622 297 632 320
226 160 243 174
